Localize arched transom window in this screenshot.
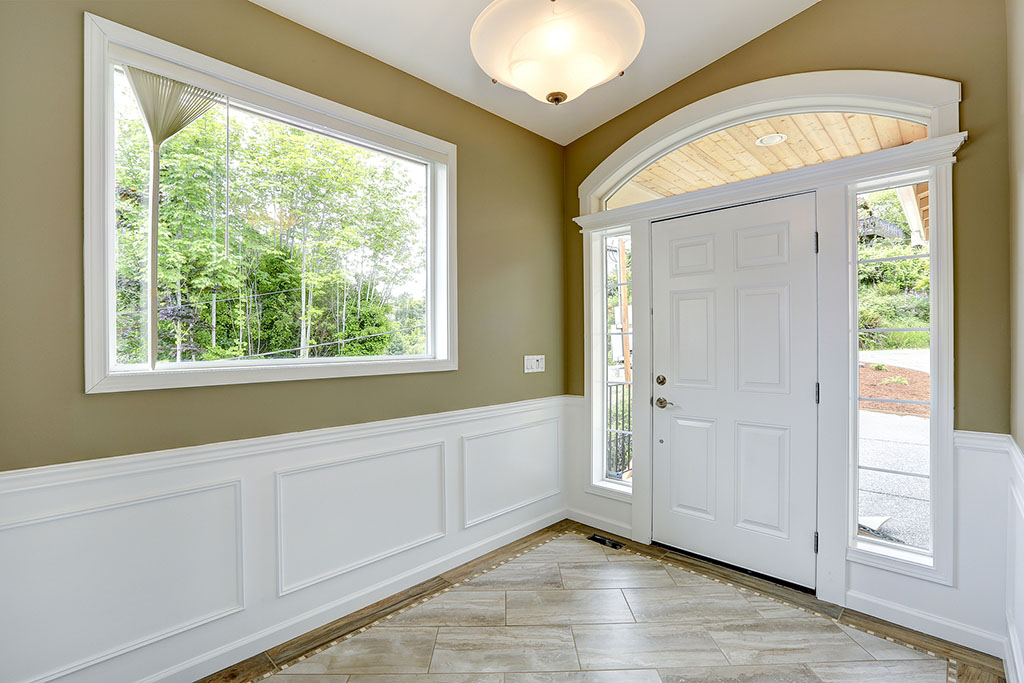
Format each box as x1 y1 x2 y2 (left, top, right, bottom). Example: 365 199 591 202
606 113 927 210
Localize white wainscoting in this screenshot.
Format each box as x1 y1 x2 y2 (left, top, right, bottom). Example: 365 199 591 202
844 430 1016 660
1007 435 1024 683
462 419 560 527
0 395 581 683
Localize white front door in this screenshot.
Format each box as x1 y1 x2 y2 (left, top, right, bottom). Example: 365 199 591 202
651 193 819 588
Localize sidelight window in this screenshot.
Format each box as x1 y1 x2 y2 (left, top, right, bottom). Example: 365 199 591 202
852 178 941 565
603 231 633 483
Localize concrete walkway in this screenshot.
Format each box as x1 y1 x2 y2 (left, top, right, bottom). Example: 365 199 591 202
859 348 930 373
857 410 931 550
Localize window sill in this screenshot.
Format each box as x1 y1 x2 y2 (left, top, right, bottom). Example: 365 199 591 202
585 479 633 503
86 357 457 393
846 539 952 585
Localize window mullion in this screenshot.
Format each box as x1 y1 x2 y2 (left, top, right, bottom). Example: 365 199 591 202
148 143 160 370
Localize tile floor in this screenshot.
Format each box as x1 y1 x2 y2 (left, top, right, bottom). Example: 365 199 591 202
267 533 949 682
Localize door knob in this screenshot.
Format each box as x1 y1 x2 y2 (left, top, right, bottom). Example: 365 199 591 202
655 397 675 409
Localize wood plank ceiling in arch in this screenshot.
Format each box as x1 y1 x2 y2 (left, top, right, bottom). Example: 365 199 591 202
606 113 928 209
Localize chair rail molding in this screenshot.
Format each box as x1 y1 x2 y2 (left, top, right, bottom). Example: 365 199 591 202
0 395 582 683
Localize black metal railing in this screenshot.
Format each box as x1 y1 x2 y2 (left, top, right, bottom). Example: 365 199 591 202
606 381 632 479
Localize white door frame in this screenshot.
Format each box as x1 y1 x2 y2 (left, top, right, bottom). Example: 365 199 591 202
575 70 964 605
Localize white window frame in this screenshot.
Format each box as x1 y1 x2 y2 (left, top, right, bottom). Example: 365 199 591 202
845 166 955 585
84 14 457 393
585 226 636 501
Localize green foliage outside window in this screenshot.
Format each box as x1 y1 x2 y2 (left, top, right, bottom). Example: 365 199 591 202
114 69 428 365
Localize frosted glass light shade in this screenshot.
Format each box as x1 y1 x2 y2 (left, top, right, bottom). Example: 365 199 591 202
470 0 645 105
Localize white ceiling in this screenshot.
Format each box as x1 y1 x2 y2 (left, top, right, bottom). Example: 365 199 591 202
248 0 820 145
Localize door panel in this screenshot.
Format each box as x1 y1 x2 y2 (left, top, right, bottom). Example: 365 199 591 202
652 193 818 588
670 416 716 519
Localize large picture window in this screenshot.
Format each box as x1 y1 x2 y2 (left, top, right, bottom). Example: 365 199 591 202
85 17 456 392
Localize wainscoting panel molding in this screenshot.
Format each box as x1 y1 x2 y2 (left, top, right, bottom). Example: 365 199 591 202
0 395 580 683
276 443 447 595
462 418 560 527
0 481 244 683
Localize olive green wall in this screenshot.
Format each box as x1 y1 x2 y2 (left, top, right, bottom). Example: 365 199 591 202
563 0 1012 434
0 0 1014 471
1009 0 1024 442
0 0 566 471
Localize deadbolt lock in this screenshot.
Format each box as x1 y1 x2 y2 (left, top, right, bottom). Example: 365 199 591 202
656 374 666 385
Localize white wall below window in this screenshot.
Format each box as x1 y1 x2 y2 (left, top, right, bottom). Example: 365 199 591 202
844 431 1013 659
0 395 582 683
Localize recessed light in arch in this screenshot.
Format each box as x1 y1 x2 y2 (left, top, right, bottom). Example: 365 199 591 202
755 132 788 146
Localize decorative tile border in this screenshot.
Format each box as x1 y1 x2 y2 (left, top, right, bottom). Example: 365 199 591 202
202 521 996 682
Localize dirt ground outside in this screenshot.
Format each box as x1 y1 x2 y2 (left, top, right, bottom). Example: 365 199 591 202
858 362 930 417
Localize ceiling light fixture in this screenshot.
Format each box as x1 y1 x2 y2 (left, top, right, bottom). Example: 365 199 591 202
755 132 788 146
470 0 645 105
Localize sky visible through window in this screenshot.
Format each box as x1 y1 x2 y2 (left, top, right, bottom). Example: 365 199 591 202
113 65 429 366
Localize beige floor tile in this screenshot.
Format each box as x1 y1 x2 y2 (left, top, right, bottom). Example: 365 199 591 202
663 565 724 588
281 628 437 675
346 676 503 682
744 594 816 620
573 622 729 669
454 563 563 591
622 586 761 624
658 663 820 682
836 624 933 661
387 591 505 626
429 626 580 673
705 618 869 665
506 589 635 625
600 547 651 562
271 675 350 681
506 672 662 682
558 560 676 589
808 659 947 682
511 538 610 563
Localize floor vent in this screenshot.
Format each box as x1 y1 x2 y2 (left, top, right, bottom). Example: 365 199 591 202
587 534 624 549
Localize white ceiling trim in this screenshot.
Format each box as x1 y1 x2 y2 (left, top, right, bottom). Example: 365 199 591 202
248 0 821 145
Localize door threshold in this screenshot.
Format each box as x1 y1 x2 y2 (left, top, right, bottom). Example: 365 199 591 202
651 540 815 595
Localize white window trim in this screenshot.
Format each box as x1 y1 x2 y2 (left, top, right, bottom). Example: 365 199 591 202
574 71 964 601
84 14 457 393
585 226 636 503
844 165 956 586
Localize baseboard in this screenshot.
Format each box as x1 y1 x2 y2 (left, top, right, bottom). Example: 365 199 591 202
566 506 633 539
845 590 1008 657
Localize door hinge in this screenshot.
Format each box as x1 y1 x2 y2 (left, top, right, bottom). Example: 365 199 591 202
814 231 819 253
814 531 819 553
815 383 820 404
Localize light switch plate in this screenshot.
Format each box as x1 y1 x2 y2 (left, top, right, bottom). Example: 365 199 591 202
524 355 546 373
